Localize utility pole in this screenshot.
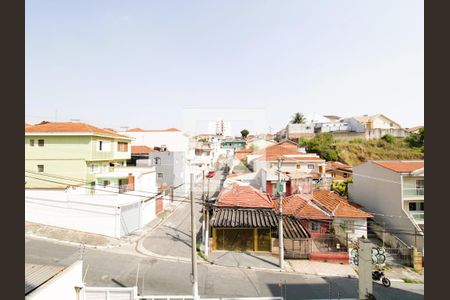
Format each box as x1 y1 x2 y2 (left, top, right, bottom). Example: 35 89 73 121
202 170 205 246
358 238 373 299
277 156 285 270
190 173 199 299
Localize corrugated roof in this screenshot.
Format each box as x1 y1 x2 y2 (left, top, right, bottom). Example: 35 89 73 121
25 263 65 295
210 208 278 228
283 215 311 239
25 122 131 139
372 160 424 173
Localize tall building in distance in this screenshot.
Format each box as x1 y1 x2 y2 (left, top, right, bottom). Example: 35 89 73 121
208 120 231 136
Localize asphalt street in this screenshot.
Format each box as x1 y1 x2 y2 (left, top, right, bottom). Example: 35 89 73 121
25 169 424 299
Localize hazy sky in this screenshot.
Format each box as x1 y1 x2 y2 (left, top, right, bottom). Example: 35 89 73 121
26 0 424 135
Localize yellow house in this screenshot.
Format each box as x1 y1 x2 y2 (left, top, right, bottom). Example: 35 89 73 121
25 122 132 188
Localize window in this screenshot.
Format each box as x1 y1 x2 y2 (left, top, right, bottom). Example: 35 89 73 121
117 142 128 152
38 139 44 147
416 180 424 189
103 180 110 187
29 139 35 147
307 164 315 170
296 164 301 169
98 141 103 151
157 173 163 178
154 157 161 165
309 222 321 231
90 164 99 173
37 165 44 172
419 202 424 211
409 202 417 211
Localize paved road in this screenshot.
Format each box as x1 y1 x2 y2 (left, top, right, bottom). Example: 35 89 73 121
142 169 224 258
25 168 424 299
25 237 424 299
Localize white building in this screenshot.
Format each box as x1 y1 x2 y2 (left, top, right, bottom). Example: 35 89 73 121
349 160 424 252
25 261 83 300
119 128 190 152
208 120 231 137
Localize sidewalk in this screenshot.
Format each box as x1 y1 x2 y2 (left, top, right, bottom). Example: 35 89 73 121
287 260 358 278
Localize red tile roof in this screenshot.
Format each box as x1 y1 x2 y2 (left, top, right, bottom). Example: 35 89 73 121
253 140 323 162
216 184 273 208
25 122 131 138
25 123 33 129
372 161 424 173
311 190 372 219
131 145 153 154
326 161 352 171
273 194 331 220
126 128 180 132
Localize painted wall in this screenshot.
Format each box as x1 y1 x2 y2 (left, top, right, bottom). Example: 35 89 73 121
348 162 424 251
120 131 190 152
333 218 368 242
139 151 186 189
26 261 83 300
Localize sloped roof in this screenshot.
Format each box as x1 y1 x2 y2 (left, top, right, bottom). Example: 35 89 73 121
131 145 153 154
126 128 180 132
25 263 65 295
253 140 323 162
405 126 423 133
372 160 424 173
25 122 131 139
216 184 273 208
326 161 352 171
353 114 401 128
273 194 331 220
210 208 278 228
311 190 373 219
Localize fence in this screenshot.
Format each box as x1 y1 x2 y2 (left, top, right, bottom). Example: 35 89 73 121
312 234 348 253
284 238 312 259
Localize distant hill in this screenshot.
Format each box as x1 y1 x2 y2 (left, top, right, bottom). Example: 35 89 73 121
335 139 424 166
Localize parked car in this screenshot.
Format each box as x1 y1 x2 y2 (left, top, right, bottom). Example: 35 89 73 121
206 170 216 178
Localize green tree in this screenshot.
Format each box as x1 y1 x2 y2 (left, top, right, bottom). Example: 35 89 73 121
299 133 339 161
291 112 306 124
405 127 424 149
381 134 395 143
240 129 249 139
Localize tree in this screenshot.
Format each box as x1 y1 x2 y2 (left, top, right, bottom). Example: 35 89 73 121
291 112 306 124
299 133 339 161
405 127 424 149
381 134 395 143
240 129 249 139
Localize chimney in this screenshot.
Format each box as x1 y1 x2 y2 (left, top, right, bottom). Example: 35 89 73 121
128 174 135 191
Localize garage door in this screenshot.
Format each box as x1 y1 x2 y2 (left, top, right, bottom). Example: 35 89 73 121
120 202 140 236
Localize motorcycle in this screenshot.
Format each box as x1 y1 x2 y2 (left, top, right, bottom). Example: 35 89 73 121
372 270 391 287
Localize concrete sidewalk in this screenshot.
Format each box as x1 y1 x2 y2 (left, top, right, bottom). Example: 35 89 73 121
287 260 358 278
207 251 280 270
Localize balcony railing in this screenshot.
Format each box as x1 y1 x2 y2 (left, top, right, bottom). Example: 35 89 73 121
410 211 424 221
403 187 424 197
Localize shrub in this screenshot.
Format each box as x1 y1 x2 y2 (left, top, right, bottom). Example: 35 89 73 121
381 134 395 143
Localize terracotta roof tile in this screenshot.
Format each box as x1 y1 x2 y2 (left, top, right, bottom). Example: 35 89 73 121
372 161 424 173
216 184 273 208
25 122 131 138
131 145 153 154
273 194 331 220
311 190 372 218
253 140 323 162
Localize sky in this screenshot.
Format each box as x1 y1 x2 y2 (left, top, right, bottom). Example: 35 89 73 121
25 0 424 135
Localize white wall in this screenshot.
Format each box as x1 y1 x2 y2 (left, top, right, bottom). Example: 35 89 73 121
333 218 368 242
26 261 83 300
120 131 190 152
83 287 137 300
25 187 164 238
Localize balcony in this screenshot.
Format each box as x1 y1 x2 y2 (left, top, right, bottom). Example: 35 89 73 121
403 187 424 198
410 211 424 223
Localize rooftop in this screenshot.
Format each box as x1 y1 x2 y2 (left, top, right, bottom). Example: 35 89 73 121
273 194 331 220
253 140 323 162
372 160 424 173
216 184 273 209
25 122 131 139
311 190 373 219
126 127 180 132
131 145 153 154
25 263 66 295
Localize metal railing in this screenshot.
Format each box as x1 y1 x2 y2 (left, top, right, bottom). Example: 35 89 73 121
410 211 424 221
403 187 424 197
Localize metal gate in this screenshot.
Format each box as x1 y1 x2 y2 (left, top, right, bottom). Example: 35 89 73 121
284 238 312 259
120 202 141 236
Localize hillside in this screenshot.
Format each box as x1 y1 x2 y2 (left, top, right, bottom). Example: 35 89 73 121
335 139 424 166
